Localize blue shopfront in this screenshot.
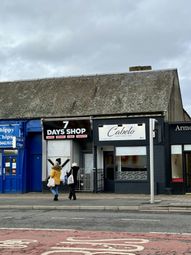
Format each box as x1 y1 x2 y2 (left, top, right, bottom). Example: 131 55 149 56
0 120 42 193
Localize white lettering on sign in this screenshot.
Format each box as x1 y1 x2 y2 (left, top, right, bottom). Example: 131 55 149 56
47 129 65 135
63 121 69 129
66 128 86 135
47 128 86 136
175 125 191 131
0 127 15 134
99 124 146 141
41 237 149 255
1 135 14 140
108 126 135 137
0 141 12 146
44 120 90 140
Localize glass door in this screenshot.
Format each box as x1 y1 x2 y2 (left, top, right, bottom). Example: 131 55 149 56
2 150 18 193
104 151 115 192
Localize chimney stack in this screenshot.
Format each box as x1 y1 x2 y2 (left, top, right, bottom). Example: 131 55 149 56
129 66 152 72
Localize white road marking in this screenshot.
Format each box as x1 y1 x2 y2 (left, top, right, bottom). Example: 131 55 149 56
121 218 160 222
51 217 85 220
41 237 149 255
51 217 67 219
150 231 191 235
71 218 85 220
0 239 37 249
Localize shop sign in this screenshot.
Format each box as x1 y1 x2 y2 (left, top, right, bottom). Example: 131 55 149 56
174 124 191 132
0 124 20 148
99 123 146 141
43 120 91 140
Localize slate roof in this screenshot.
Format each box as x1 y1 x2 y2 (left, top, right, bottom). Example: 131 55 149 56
0 69 182 119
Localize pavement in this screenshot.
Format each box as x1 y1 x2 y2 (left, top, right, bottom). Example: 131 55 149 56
0 192 191 213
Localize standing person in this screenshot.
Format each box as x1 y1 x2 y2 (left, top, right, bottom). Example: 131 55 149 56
49 158 62 201
67 162 79 200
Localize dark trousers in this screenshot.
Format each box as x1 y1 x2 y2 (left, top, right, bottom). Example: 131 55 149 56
68 183 76 200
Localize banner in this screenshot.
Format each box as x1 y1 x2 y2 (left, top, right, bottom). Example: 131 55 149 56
0 124 20 148
43 120 91 140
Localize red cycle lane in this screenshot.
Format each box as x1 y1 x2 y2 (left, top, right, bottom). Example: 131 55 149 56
0 228 190 254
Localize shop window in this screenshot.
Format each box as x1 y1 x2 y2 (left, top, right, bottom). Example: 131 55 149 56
12 158 17 175
84 153 93 174
184 145 191 151
171 145 183 182
5 158 11 175
47 140 71 178
5 157 17 175
116 146 147 181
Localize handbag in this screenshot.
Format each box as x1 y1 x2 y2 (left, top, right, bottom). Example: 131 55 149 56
63 175 68 185
47 177 55 187
67 173 74 185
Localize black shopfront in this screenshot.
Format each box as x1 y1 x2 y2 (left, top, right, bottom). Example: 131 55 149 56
93 116 166 194
169 122 191 194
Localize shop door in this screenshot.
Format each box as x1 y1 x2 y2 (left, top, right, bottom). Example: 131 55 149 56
27 133 42 192
185 152 191 192
104 151 115 192
2 155 17 193
29 154 42 192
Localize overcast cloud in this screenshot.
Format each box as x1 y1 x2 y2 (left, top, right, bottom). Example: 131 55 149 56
0 0 191 115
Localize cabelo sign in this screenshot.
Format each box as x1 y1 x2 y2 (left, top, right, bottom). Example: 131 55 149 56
98 123 146 141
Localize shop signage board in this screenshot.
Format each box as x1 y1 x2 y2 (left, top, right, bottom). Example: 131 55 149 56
169 123 191 143
174 124 191 131
43 120 91 140
0 124 20 148
98 123 146 141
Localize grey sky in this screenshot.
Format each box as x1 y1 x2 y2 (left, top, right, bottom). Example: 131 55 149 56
0 0 191 115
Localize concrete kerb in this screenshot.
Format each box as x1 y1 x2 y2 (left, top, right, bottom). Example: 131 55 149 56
0 204 191 213
0 193 191 213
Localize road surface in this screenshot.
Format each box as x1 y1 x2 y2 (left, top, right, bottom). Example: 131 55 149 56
0 228 191 254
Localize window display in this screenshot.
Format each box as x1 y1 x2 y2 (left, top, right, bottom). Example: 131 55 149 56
116 146 147 181
171 145 183 182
